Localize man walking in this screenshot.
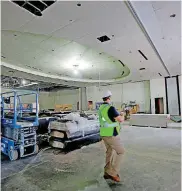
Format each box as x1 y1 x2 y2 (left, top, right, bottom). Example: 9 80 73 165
98 90 125 182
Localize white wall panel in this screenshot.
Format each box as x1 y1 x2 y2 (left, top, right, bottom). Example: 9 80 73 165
86 81 149 112
144 81 151 113
52 89 79 111
122 82 145 111
178 75 181 103
39 92 55 109
166 77 180 115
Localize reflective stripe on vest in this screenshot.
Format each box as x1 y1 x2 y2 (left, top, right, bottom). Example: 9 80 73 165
101 117 118 127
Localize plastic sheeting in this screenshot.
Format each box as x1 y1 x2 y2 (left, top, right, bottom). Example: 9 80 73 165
49 113 99 139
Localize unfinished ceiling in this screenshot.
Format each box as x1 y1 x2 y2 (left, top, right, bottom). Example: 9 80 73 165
1 1 181 87
1 75 77 91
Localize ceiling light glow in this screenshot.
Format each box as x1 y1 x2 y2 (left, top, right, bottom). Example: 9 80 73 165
22 79 26 85
64 57 90 71
74 70 78 75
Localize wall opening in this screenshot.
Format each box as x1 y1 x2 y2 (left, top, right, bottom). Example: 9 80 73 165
155 97 164 114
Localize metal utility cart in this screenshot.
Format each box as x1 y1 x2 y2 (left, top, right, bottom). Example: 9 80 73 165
1 90 39 161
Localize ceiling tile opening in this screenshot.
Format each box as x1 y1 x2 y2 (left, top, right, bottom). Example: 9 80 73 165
11 1 56 16
43 1 55 7
12 1 25 6
97 35 111 43
77 3 81 7
28 1 47 11
138 50 148 60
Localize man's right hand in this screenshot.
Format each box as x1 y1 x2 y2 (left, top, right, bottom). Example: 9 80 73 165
115 115 124 123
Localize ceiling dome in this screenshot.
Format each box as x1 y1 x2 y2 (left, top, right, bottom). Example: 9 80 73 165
1 30 130 83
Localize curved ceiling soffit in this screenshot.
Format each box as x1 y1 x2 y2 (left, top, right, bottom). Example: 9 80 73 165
1 30 131 84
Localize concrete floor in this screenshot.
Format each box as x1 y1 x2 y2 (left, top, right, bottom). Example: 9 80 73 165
1 126 181 191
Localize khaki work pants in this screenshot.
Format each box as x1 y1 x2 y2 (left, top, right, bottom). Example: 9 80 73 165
102 135 125 177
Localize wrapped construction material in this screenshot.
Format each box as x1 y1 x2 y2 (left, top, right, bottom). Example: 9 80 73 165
87 114 97 120
65 113 80 121
49 120 99 139
49 113 99 139
48 113 100 148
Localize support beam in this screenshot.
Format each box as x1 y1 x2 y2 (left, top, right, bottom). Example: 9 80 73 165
79 87 87 111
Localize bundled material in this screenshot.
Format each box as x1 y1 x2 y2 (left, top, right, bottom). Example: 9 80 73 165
49 113 100 148
49 118 99 138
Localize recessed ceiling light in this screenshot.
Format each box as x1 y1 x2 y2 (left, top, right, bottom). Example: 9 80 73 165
73 68 78 75
139 68 146 70
170 14 176 18
138 50 148 60
118 60 125 67
22 79 26 85
121 71 125 76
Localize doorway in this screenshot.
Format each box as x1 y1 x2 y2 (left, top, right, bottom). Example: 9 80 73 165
155 97 164 114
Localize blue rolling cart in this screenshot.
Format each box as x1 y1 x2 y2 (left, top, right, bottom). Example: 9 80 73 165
1 90 39 161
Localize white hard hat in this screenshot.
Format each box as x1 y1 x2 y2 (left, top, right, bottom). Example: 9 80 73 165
102 90 112 98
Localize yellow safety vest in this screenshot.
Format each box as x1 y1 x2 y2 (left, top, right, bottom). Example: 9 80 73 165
98 104 120 137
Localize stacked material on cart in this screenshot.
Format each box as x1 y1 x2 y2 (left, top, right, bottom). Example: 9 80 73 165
49 113 100 148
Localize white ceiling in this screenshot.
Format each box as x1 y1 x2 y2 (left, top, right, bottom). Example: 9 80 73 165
131 1 181 76
1 1 181 87
1 30 130 81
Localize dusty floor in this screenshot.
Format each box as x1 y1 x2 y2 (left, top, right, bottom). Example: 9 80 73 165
1 126 181 191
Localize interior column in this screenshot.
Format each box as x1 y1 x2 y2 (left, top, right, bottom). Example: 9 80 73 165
79 87 87 111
